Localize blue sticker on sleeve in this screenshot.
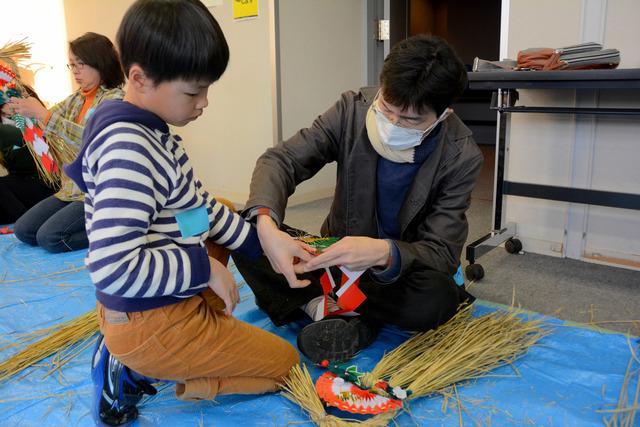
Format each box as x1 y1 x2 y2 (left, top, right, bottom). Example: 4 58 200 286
175 205 209 238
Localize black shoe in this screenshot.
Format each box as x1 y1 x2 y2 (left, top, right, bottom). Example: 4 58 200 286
296 316 379 364
91 335 157 426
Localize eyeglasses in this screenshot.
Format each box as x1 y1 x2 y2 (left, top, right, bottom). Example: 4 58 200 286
66 62 85 71
372 92 430 129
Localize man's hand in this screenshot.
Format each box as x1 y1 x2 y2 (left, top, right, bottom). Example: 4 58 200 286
208 256 239 316
5 97 48 122
302 236 391 271
257 215 315 288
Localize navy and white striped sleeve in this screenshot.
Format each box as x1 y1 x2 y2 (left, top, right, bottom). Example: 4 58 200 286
85 126 210 298
206 195 262 260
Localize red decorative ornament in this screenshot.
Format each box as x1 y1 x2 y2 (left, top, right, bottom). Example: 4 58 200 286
0 64 58 174
315 372 403 415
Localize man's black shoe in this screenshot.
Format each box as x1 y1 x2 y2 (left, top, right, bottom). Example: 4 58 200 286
296 316 379 363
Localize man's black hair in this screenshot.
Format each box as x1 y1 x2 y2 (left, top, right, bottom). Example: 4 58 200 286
380 35 467 115
117 0 229 84
70 32 125 89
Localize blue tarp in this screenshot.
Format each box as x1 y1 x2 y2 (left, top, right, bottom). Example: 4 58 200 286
0 233 637 426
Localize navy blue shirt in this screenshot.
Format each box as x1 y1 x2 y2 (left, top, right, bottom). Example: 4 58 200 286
372 125 442 282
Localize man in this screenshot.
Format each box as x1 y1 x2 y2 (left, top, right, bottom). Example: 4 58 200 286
234 35 483 363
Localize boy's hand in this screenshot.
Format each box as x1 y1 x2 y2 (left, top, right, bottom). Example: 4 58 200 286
302 236 391 271
208 256 239 316
257 215 315 288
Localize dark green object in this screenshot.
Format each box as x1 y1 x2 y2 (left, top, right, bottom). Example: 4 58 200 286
299 236 340 252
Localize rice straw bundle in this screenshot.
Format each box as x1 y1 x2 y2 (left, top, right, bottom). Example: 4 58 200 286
0 38 31 74
362 306 474 386
365 305 548 396
0 320 66 354
43 333 98 379
35 132 78 187
283 305 548 426
0 264 86 284
0 310 98 383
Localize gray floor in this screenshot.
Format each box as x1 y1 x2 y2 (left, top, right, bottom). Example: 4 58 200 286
283 146 640 336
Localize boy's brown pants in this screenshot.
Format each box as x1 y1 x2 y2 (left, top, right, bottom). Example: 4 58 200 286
98 289 299 401
97 203 299 401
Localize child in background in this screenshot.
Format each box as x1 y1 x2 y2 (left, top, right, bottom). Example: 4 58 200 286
65 0 300 425
0 87 56 223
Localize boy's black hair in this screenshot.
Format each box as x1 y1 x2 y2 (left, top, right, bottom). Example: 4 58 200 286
69 32 125 89
117 0 229 84
380 35 467 115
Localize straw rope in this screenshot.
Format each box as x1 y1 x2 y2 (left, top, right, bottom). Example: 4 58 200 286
0 310 98 383
0 38 31 74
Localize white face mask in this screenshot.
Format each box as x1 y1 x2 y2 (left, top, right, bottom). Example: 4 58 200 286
373 106 452 150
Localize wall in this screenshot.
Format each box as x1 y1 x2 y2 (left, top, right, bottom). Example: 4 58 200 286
63 0 132 93
177 0 277 205
61 0 366 207
0 0 71 108
277 0 365 205
502 0 640 269
583 0 640 268
63 0 131 41
62 0 276 204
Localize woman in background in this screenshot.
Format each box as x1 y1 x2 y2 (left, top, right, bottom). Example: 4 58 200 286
2 32 124 252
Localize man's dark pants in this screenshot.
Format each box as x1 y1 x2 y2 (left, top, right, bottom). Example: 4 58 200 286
232 250 474 332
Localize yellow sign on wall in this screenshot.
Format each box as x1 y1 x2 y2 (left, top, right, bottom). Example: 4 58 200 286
233 0 258 19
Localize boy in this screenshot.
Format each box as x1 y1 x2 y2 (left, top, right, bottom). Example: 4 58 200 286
65 1 299 425
234 35 483 363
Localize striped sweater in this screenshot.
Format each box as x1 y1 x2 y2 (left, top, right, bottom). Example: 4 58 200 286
65 100 261 312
